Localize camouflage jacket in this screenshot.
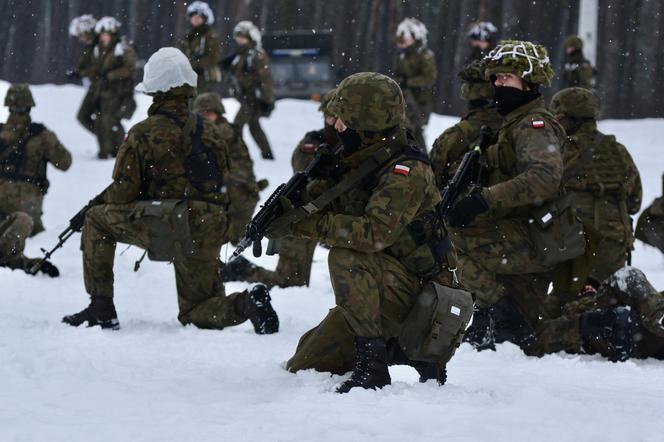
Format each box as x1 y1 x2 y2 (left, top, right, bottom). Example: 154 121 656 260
294 130 447 274
0 113 72 193
394 43 437 111
216 116 257 196
91 36 137 98
429 105 502 188
76 41 97 79
101 92 230 206
563 51 595 90
563 121 642 242
481 96 565 218
230 43 274 104
291 125 338 172
179 25 222 83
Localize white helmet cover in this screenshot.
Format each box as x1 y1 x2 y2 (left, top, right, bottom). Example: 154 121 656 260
187 1 215 25
135 47 198 94
69 15 97 37
396 17 428 46
233 20 262 49
95 16 121 34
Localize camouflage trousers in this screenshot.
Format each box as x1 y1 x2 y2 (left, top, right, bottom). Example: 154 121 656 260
234 104 273 159
225 188 259 245
0 181 44 235
590 237 630 283
82 201 247 329
243 236 317 288
77 86 98 135
0 211 37 271
94 95 125 158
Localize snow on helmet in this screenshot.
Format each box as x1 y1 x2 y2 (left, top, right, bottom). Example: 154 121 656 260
193 92 225 115
69 15 97 37
4 84 35 108
186 1 215 25
233 21 262 49
484 40 554 86
550 87 599 119
466 21 498 42
95 16 121 34
396 17 428 45
135 47 198 94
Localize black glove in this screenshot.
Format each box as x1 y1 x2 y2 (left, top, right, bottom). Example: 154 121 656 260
447 191 489 228
259 100 275 117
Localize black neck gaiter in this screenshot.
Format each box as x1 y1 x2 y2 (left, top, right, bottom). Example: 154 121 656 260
337 128 363 154
493 86 540 116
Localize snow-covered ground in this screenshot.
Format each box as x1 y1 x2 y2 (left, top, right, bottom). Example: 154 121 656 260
1 81 663 442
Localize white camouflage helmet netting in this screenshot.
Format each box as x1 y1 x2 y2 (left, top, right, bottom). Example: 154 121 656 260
234 20 263 49
467 21 498 41
94 16 121 34
396 17 428 45
484 41 551 80
135 47 198 94
186 1 215 25
68 15 97 37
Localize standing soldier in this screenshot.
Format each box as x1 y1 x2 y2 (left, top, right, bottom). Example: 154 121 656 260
393 17 437 150
550 87 642 283
67 14 98 136
192 92 262 244
267 73 465 393
180 1 222 93
465 21 499 63
0 211 59 276
447 41 567 349
228 20 275 160
0 84 72 236
90 17 137 159
221 90 339 288
562 35 595 90
62 48 278 334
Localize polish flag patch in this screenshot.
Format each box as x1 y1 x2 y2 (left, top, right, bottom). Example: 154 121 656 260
300 143 316 153
393 164 411 176
532 120 545 128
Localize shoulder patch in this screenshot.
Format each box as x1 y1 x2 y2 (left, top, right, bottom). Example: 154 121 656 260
393 164 411 176
300 143 317 153
532 120 545 129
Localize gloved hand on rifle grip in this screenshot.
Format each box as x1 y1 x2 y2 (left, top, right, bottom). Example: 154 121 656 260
265 196 299 239
447 190 489 229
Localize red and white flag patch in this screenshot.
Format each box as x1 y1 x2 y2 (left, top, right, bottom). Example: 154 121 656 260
393 164 411 176
300 143 316 153
532 120 545 128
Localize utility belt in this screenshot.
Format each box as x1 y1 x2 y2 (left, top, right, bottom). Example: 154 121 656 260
0 171 48 193
133 199 193 262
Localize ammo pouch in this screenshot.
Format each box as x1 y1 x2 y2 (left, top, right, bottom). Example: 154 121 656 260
399 282 473 363
134 199 192 261
528 193 586 267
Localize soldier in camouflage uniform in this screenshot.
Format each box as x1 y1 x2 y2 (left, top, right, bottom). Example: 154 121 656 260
228 21 275 160
529 267 664 361
635 174 664 255
551 87 642 282
562 35 595 91
393 18 437 150
0 84 72 236
68 15 98 136
221 91 339 288
465 21 499 64
192 92 261 244
62 48 278 334
430 60 502 188
0 210 59 276
267 73 461 392
179 1 222 93
90 17 137 159
447 41 566 348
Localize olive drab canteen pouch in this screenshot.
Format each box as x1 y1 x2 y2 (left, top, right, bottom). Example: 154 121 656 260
134 199 192 261
399 282 473 363
529 192 586 267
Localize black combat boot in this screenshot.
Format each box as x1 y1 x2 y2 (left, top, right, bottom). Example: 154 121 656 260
220 256 257 282
386 338 446 385
490 298 536 350
236 284 279 334
336 337 391 394
580 307 639 362
463 306 495 351
62 296 120 330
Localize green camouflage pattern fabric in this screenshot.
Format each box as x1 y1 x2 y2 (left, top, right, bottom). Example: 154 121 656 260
75 41 97 79
458 60 494 101
429 106 502 188
562 121 642 281
394 44 437 147
0 211 40 272
635 176 664 253
564 35 584 50
563 50 594 90
4 84 35 108
90 36 137 157
80 90 248 329
179 24 222 92
193 92 226 115
75 41 100 135
327 72 405 132
484 40 554 86
0 112 72 234
550 87 599 119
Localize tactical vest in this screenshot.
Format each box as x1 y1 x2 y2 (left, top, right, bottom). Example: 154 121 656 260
0 122 49 192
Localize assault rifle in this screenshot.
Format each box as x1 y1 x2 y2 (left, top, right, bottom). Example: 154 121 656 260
436 125 493 219
232 144 341 260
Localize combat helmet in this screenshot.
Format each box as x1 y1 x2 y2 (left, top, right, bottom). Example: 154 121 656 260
187 1 215 25
234 21 262 49
550 87 599 119
327 72 404 132
95 17 121 34
69 15 97 37
4 84 35 109
318 88 336 115
484 40 554 87
396 18 429 45
458 60 492 101
193 92 225 115
564 35 584 50
466 21 498 43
